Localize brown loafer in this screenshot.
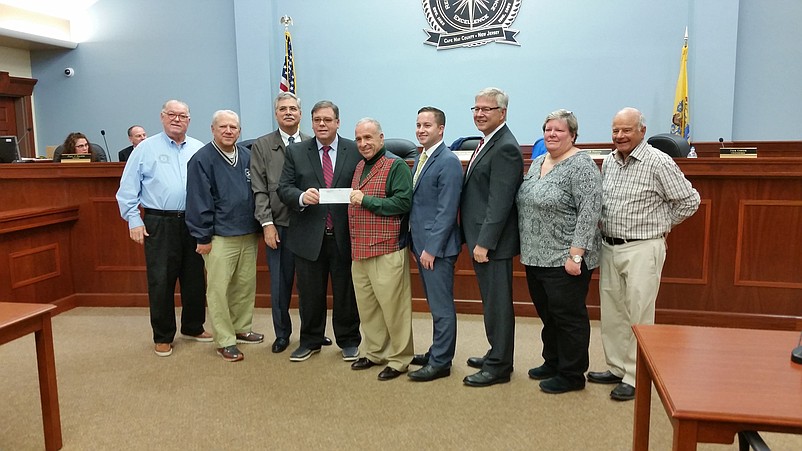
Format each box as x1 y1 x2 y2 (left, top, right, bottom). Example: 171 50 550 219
235 332 264 344
154 343 172 357
216 345 244 362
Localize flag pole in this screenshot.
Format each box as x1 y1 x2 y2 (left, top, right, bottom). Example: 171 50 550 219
278 15 296 94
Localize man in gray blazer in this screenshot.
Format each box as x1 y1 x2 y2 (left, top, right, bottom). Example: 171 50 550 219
408 107 463 382
278 100 362 362
460 87 523 387
251 92 311 353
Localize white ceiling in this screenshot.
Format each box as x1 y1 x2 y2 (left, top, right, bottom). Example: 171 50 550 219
0 0 98 19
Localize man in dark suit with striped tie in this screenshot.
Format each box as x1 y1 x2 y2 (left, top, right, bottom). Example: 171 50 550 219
278 100 362 363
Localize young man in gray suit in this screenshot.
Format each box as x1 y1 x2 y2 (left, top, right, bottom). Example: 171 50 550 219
277 100 362 363
408 107 463 382
251 92 311 353
460 87 523 387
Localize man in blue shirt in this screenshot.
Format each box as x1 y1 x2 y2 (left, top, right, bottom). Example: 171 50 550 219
116 99 212 357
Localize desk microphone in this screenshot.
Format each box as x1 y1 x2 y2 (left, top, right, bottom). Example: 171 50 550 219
719 137 725 148
793 331 802 364
100 129 111 162
17 127 33 153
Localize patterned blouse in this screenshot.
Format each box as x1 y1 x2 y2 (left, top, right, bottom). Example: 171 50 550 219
516 151 602 269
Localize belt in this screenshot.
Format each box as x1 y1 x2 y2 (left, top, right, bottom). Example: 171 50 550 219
602 236 641 246
144 208 185 218
324 228 335 236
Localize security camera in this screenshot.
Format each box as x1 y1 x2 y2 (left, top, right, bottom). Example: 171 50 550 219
64 67 75 77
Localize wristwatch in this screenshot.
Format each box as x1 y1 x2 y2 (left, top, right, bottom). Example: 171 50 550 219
570 254 583 264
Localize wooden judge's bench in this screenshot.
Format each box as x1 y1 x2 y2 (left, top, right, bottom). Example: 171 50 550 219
1 142 801 330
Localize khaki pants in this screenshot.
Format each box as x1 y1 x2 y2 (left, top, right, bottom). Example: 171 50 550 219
599 238 666 387
352 249 414 371
203 234 259 348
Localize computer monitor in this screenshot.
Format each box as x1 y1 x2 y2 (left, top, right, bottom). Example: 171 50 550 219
0 136 20 163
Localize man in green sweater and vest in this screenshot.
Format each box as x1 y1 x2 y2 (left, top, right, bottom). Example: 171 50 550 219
347 117 414 381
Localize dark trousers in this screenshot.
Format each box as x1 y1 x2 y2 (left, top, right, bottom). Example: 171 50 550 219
417 255 457 368
294 235 361 349
525 264 593 386
472 258 515 376
143 213 206 343
266 225 295 340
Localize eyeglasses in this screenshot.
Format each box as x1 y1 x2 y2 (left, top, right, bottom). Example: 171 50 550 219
163 112 190 121
312 117 336 124
470 106 501 113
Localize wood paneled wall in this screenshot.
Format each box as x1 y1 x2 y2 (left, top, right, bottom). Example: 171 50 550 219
1 151 801 330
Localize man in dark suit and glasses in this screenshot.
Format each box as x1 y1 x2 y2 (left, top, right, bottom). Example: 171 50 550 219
251 92 311 353
278 100 362 362
460 87 523 387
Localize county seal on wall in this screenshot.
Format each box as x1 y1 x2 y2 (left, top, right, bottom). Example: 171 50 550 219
422 0 521 49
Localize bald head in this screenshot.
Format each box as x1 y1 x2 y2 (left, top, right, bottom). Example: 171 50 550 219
612 107 646 156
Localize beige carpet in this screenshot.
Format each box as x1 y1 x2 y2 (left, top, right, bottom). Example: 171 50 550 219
1 307 799 450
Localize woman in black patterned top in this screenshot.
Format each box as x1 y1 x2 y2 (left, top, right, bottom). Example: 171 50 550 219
515 109 602 394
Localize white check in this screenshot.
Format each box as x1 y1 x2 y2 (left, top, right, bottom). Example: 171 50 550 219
319 188 352 204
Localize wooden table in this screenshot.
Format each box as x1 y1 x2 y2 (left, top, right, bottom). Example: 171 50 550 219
632 324 802 450
0 302 62 450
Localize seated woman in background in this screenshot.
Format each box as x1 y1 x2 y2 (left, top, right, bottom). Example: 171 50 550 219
53 132 108 162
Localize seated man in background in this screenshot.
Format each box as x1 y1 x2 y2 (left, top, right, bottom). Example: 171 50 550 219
119 125 147 162
53 132 108 162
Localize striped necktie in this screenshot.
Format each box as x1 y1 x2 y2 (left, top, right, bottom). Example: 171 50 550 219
467 138 485 172
321 145 334 229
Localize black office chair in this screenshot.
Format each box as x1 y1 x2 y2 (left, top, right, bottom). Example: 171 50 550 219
384 138 419 160
450 136 482 151
738 431 770 450
647 133 691 158
239 138 255 150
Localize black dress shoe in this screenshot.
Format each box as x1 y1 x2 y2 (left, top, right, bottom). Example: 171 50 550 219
378 366 404 381
539 376 585 394
528 364 558 380
587 370 624 384
463 370 510 387
408 365 451 382
271 337 289 353
350 357 378 370
411 354 428 366
610 382 635 401
466 356 486 369
323 336 333 346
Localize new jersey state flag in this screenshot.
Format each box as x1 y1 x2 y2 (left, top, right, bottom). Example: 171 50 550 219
670 41 690 140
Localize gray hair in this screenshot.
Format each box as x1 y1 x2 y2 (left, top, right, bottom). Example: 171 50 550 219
475 87 509 109
274 92 301 111
162 99 190 114
355 117 383 134
543 109 579 143
311 100 339 119
212 110 240 127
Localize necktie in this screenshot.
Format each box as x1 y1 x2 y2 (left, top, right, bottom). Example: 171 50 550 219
412 150 429 187
288 136 295 144
321 145 334 229
467 138 485 172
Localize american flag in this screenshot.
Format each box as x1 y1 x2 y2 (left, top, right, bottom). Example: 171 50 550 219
279 30 296 93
